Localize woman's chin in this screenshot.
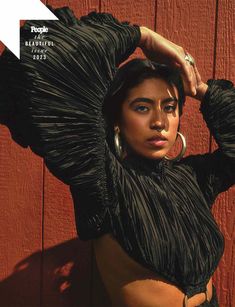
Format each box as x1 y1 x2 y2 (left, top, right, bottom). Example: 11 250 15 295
142 147 169 160
147 152 167 160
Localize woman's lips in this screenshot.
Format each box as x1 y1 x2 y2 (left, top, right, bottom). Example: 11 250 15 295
148 139 167 147
147 136 167 147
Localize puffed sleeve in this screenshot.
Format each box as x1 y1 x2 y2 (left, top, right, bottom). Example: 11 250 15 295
0 6 141 238
183 79 235 207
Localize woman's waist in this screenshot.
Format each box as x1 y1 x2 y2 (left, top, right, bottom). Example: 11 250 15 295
115 278 213 307
92 233 214 307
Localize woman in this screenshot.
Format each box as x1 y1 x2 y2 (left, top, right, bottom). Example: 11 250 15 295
92 59 223 307
0 6 234 307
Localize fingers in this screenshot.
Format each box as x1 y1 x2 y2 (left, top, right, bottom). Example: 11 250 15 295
193 65 202 86
172 50 197 96
192 65 208 100
179 62 198 97
189 63 197 95
181 61 197 96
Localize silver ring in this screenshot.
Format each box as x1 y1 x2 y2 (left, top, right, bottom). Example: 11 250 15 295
184 53 195 66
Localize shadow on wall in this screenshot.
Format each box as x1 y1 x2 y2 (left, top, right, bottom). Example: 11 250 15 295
0 238 111 307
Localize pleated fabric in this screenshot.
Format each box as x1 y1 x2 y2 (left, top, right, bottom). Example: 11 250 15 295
0 6 234 304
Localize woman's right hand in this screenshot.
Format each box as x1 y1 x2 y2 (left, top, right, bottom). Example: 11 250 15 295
139 26 197 96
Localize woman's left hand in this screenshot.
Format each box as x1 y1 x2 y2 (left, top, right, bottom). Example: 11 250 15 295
139 26 208 100
139 27 198 96
193 65 208 101
181 64 208 100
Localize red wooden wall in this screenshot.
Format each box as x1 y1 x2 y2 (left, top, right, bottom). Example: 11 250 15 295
0 1 234 306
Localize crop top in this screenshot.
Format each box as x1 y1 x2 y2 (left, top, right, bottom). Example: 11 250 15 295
0 5 234 305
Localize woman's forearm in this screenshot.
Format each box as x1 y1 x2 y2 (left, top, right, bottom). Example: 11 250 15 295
138 26 151 48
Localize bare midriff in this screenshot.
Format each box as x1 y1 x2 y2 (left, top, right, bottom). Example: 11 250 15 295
92 233 213 307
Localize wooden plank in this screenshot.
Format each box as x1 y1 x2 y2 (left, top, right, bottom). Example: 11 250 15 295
93 1 156 306
0 129 43 307
101 0 156 29
0 88 43 301
46 0 100 14
41 1 99 307
211 1 235 306
42 169 93 307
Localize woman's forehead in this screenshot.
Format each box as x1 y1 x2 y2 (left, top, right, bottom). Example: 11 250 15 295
125 78 179 101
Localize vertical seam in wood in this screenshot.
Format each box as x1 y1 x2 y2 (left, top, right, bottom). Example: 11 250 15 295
209 0 219 153
154 0 158 31
99 0 102 13
213 0 219 79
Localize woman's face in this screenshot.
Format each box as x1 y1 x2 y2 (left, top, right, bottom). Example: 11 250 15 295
116 77 180 160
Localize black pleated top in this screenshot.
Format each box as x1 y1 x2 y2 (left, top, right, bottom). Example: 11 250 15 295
0 6 234 302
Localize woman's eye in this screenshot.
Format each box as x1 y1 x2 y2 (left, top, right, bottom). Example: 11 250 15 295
134 105 149 112
164 105 176 112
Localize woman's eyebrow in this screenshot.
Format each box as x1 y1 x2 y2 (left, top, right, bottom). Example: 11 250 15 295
129 97 178 105
162 97 178 104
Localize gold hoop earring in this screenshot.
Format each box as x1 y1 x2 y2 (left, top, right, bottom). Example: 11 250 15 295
165 132 186 162
114 128 123 159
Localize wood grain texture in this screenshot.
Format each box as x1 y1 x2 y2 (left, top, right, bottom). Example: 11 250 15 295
46 0 100 14
41 170 93 307
211 1 235 306
0 127 43 307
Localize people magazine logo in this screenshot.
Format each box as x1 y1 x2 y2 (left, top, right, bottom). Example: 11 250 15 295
0 0 58 60
24 25 54 60
31 25 49 34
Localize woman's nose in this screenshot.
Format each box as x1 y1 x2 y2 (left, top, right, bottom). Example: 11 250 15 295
150 111 165 130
